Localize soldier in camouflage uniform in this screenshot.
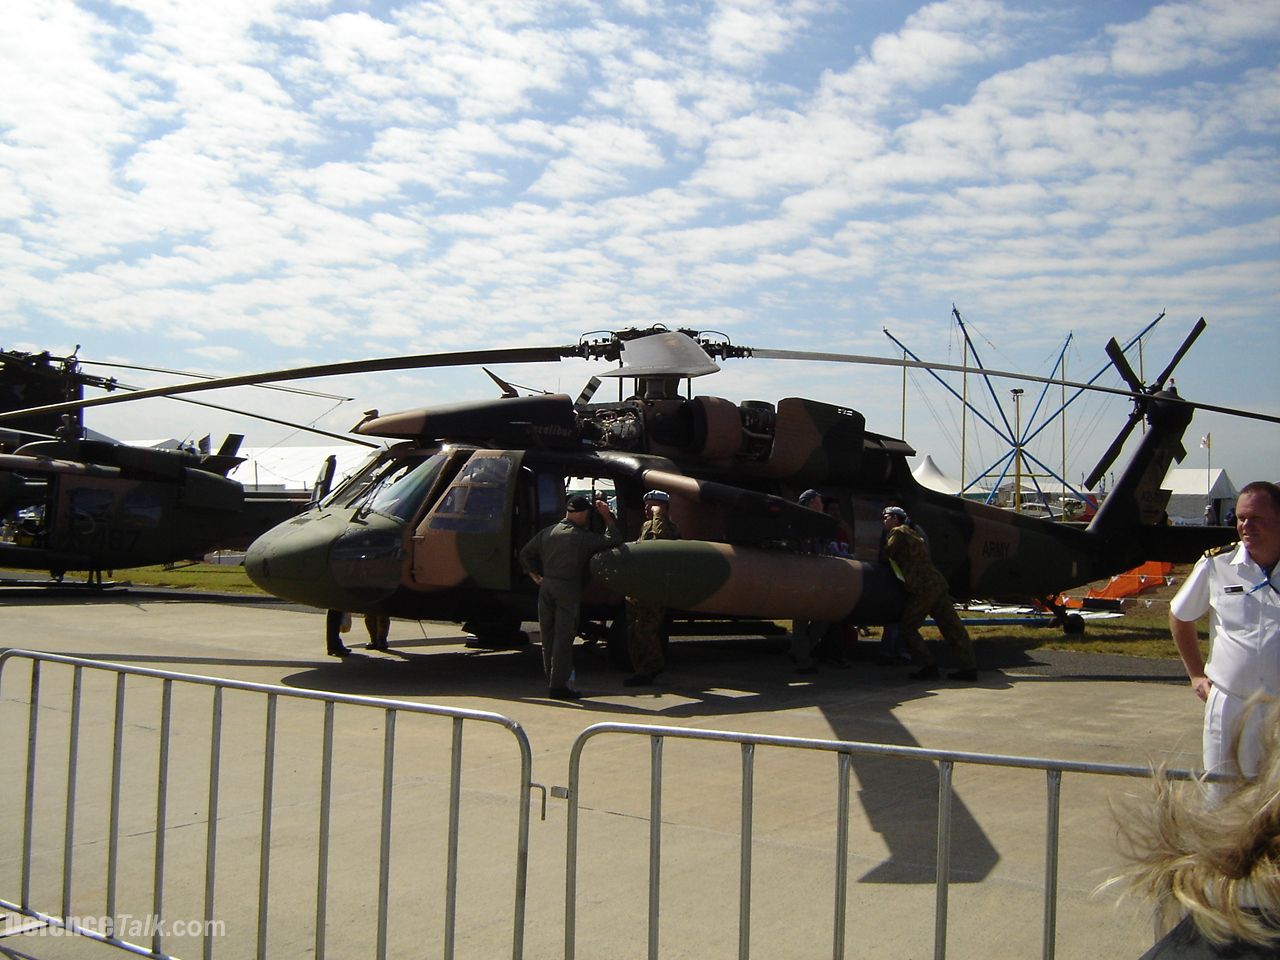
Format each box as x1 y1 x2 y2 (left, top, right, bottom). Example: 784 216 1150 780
520 493 620 700
881 506 977 681
624 490 681 686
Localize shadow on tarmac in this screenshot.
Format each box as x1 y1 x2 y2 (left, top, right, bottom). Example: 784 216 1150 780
277 633 1040 886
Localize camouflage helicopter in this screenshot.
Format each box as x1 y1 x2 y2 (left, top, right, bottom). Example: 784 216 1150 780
0 347 377 584
0 324 1270 654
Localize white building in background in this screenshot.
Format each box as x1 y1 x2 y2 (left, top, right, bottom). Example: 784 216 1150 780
1161 466 1238 525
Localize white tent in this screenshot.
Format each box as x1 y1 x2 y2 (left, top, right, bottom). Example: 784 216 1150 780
912 456 960 495
1161 466 1238 525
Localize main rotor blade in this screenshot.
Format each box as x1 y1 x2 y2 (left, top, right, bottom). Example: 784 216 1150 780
748 347 1279 424
81 359 353 400
92 376 381 447
0 345 572 424
1151 317 1207 390
162 394 380 447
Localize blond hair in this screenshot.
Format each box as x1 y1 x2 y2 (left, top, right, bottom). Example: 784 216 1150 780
1109 697 1280 946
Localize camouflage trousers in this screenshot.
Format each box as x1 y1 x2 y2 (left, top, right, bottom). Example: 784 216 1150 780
899 586 976 669
626 598 666 675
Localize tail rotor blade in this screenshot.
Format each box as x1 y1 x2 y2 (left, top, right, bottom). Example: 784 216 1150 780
1152 317 1207 390
1084 409 1143 490
1104 338 1145 394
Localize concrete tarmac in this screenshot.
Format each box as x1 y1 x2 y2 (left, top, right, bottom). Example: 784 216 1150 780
0 589 1204 959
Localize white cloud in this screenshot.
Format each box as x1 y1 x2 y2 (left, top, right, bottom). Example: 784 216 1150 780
706 0 817 70
528 119 665 199
2 1 1276 482
1107 0 1280 77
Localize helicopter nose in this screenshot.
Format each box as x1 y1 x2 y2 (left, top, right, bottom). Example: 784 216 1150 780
245 510 404 609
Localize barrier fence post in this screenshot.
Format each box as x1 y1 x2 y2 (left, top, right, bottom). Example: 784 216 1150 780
934 759 954 960
204 686 224 960
256 692 278 960
20 659 40 913
832 751 852 960
1044 769 1063 960
738 742 754 960
647 735 664 960
314 699 335 960
377 708 397 960
445 715 464 960
106 672 126 928
151 679 173 957
61 664 83 920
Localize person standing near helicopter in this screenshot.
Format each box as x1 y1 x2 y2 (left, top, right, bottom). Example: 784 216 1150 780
881 505 978 681
1170 481 1280 803
623 490 681 686
520 493 620 700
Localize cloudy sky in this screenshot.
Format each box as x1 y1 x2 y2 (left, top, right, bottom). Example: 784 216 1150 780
3 0 1277 491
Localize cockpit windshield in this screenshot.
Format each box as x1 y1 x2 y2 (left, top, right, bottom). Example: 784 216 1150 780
362 453 451 522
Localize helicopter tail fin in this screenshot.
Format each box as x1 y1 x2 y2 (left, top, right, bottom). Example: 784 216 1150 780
1085 388 1193 543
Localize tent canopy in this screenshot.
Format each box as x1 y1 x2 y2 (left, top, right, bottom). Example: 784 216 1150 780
1161 466 1238 524
1161 467 1237 499
912 456 960 495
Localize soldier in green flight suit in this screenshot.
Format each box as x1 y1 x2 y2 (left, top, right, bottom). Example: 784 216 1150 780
881 506 978 682
520 493 621 700
624 489 681 687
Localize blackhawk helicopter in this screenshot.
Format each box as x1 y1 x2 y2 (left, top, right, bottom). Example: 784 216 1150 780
0 324 1268 652
0 347 376 583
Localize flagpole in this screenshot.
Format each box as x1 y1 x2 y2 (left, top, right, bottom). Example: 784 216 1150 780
1200 433 1212 521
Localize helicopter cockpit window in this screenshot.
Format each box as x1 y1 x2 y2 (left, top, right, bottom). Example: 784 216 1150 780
427 455 514 533
321 454 395 509
362 453 450 522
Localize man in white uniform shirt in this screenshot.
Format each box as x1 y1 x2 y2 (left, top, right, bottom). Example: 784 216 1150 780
1170 481 1280 799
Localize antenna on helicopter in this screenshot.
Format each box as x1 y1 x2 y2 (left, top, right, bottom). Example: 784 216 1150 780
483 367 520 398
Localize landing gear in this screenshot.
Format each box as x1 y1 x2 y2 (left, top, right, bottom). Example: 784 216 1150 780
1040 596 1086 635
463 617 530 650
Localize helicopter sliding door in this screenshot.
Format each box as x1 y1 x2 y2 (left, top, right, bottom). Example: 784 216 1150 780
409 450 522 591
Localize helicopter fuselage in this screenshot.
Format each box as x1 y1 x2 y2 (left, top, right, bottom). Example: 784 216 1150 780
243 388 1231 634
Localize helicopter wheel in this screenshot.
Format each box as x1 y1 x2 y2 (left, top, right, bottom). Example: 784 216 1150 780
1061 613 1086 636
463 618 530 650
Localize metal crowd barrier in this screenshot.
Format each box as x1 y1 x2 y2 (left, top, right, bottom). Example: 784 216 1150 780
0 649 535 960
563 722 1204 960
